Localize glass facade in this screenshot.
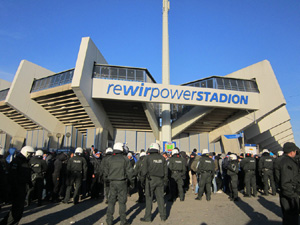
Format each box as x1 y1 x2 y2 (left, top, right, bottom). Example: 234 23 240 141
31 69 74 93
0 88 9 101
185 77 259 93
93 65 155 83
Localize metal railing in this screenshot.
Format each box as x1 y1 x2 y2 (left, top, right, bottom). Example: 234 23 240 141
93 65 155 83
31 69 74 93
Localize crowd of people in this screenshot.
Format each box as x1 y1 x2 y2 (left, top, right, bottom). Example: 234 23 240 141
0 141 299 225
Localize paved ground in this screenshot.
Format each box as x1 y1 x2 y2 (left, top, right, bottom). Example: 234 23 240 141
0 189 283 225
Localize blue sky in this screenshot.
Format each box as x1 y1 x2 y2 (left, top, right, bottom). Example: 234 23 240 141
0 0 299 145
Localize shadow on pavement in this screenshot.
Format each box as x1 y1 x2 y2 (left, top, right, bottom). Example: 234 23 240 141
234 197 281 225
21 200 100 225
257 195 282 218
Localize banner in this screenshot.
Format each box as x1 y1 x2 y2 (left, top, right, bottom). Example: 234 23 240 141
224 132 243 139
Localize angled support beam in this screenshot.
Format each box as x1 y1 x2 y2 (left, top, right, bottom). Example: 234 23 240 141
143 103 159 141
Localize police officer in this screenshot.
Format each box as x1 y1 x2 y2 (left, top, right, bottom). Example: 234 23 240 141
62 147 87 204
0 146 34 225
134 151 147 203
195 149 214 201
140 143 168 222
52 152 68 202
278 142 300 225
0 146 9 205
104 142 133 225
240 153 257 197
168 148 186 202
274 150 284 187
258 149 276 196
227 154 239 201
27 150 48 206
100 147 113 204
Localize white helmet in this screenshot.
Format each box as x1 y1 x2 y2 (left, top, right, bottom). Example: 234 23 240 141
113 142 124 151
202 149 209 154
35 150 44 157
105 147 113 153
277 150 284 157
75 147 83 154
0 146 4 156
140 152 146 157
262 149 269 154
149 143 160 151
172 149 179 155
21 146 35 158
229 154 237 160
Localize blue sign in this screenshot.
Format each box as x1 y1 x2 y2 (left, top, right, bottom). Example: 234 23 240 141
224 132 243 139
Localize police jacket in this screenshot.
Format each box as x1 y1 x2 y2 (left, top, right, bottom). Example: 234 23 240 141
279 155 300 198
100 153 112 181
227 160 239 176
141 152 168 181
274 155 284 184
67 154 87 180
258 153 274 171
133 155 146 178
53 153 68 179
104 152 133 182
196 155 214 174
168 154 186 175
29 156 48 179
9 153 32 188
240 157 256 171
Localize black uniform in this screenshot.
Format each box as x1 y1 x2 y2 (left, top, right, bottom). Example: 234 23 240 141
196 154 214 201
63 153 87 204
133 154 146 203
101 151 113 203
52 153 68 202
89 154 101 199
104 151 133 225
240 156 257 197
0 153 32 225
26 155 48 205
0 154 9 204
278 154 300 225
168 153 186 201
227 158 239 201
140 151 168 222
258 152 276 195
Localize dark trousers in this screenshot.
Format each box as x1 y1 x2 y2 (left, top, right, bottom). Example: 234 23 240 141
229 174 238 199
26 177 44 205
137 179 145 201
280 194 299 225
106 180 127 225
262 169 276 195
90 174 99 198
197 172 212 199
244 171 257 196
64 172 82 203
0 186 26 225
104 180 110 201
144 176 166 221
170 172 184 200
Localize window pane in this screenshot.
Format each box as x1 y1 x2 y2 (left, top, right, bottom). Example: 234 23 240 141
127 69 135 80
229 79 238 90
207 79 213 88
224 79 231 90
93 65 100 78
118 68 126 80
216 78 224 89
136 70 144 81
101 67 109 78
110 68 118 79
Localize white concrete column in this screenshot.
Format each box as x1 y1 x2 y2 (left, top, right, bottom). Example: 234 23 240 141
161 0 171 143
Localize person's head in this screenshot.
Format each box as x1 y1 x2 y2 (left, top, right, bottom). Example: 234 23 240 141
75 147 83 155
262 149 269 155
105 147 113 154
113 142 124 154
229 154 237 161
283 142 299 158
162 152 168 159
202 149 209 155
127 152 132 159
172 149 179 156
35 150 44 158
20 146 35 159
148 143 160 154
140 152 146 158
277 150 284 157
